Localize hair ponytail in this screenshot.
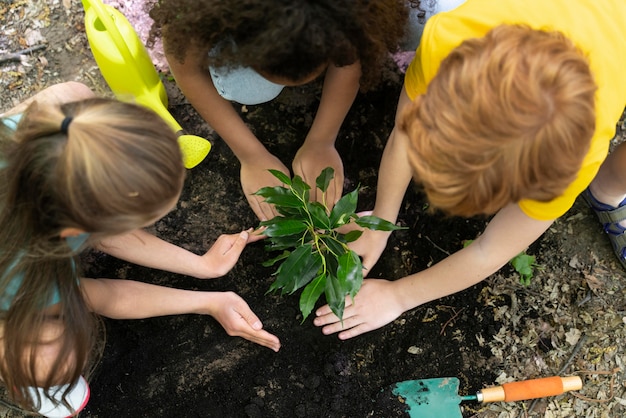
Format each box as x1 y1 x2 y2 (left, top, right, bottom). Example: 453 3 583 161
0 98 185 411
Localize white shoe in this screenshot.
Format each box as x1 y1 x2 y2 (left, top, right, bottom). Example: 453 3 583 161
26 375 90 417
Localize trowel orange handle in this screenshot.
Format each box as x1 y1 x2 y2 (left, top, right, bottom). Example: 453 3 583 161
479 376 582 403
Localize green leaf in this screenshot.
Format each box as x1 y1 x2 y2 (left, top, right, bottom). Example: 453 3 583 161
284 252 323 294
261 250 290 267
259 216 286 228
325 274 346 321
261 218 308 237
291 175 310 201
343 230 363 243
462 239 474 248
253 186 302 208
268 244 315 292
329 187 359 227
253 185 288 198
275 205 305 217
265 230 311 251
320 236 347 258
307 201 331 230
315 167 334 193
324 251 339 276
299 274 326 322
511 253 536 286
354 215 406 231
336 251 363 299
268 169 292 186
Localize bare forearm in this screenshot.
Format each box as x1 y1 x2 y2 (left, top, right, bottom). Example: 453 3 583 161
394 205 554 312
81 278 220 319
1 81 94 116
165 48 266 162
372 89 415 222
393 245 507 311
306 62 361 143
372 129 414 223
95 230 205 278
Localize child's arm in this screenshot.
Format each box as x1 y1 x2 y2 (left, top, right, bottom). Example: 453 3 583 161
292 62 361 205
165 41 288 221
347 89 415 273
94 228 263 279
315 203 553 339
80 278 280 351
0 81 94 117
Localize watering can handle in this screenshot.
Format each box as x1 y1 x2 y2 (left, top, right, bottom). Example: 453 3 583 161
479 375 582 403
80 0 141 72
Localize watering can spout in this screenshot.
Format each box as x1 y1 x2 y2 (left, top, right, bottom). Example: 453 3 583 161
81 0 210 168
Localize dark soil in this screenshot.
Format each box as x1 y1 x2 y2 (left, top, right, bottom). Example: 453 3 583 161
79 74 499 418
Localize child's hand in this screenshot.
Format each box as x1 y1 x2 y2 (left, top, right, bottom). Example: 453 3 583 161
336 210 392 276
292 142 343 207
348 227 391 276
210 291 281 352
240 154 290 221
313 278 403 340
198 229 261 278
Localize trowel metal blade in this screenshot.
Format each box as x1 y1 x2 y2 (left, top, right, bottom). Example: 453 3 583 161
391 377 464 418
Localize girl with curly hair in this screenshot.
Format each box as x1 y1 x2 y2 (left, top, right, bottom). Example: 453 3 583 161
150 0 408 221
0 82 280 417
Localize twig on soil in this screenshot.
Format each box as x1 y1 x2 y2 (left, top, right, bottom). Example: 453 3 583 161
526 333 588 415
0 45 47 65
500 283 543 298
577 289 594 306
557 333 588 375
439 306 465 335
570 367 621 403
423 234 450 256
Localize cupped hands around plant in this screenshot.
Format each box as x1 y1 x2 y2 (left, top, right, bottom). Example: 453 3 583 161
254 167 405 322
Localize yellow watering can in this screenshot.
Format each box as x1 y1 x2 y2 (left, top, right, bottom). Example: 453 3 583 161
81 0 211 169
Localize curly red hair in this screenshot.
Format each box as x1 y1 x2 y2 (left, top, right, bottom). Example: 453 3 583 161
401 25 597 217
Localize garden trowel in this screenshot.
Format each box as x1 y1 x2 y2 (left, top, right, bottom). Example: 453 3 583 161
391 375 582 417
81 0 211 168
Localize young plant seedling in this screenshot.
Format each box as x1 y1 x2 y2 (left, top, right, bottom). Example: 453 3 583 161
254 167 405 322
510 252 541 286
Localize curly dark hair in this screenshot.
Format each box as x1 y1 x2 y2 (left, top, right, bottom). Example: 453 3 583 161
150 0 408 90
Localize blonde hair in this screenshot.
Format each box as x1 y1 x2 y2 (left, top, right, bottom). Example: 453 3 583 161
402 25 597 217
0 98 184 411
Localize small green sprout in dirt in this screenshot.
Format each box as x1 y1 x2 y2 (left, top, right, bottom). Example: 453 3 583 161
463 240 541 286
509 253 541 286
254 167 406 322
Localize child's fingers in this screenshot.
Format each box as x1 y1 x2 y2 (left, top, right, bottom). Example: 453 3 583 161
247 227 267 243
210 232 248 260
328 176 342 206
239 308 263 330
222 231 249 256
247 196 269 222
246 330 281 352
247 195 278 222
232 301 281 351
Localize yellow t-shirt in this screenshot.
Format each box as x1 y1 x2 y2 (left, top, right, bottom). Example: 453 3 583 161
405 0 626 220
